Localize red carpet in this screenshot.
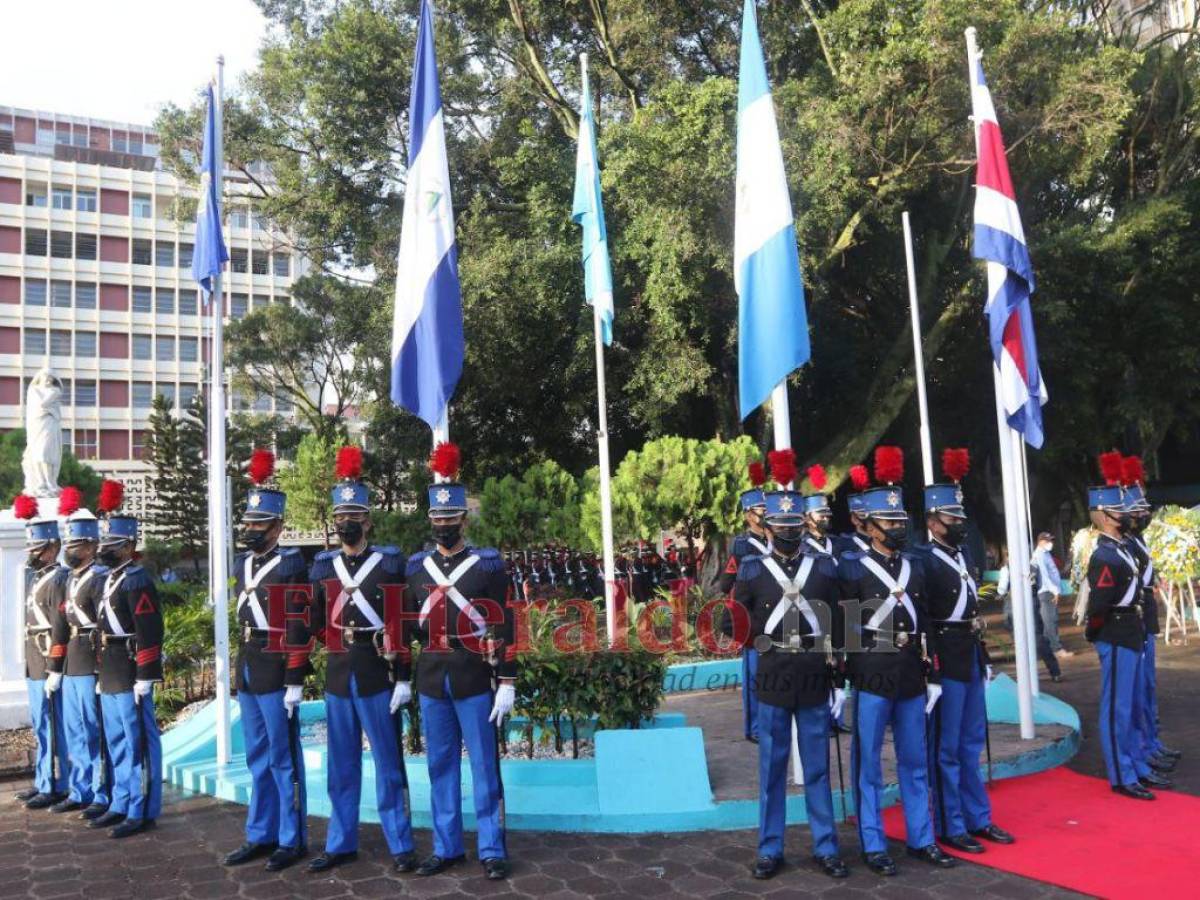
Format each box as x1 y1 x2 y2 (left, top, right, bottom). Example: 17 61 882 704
882 767 1200 898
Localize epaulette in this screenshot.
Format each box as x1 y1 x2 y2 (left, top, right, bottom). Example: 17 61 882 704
405 550 432 578
370 545 406 575
471 546 506 573
91 564 110 578
813 554 839 580
736 554 766 581
121 565 154 593
275 546 307 578
309 549 338 581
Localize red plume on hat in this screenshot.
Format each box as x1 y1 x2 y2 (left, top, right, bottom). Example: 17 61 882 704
98 479 124 515
849 464 871 492
12 493 38 520
767 448 796 488
1121 455 1145 488
429 441 461 480
335 445 363 480
57 486 82 517
248 448 275 485
874 446 904 484
1098 451 1123 486
941 448 970 484
806 464 827 492
747 461 766 488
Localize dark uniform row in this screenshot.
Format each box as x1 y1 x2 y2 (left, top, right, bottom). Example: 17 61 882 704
503 543 696 602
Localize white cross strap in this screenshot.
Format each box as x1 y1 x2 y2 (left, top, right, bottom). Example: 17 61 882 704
1131 536 1155 588
100 568 131 636
760 556 820 637
420 553 487 636
852 535 870 552
858 555 918 631
747 535 769 555
1110 544 1139 608
25 569 58 631
67 568 97 628
330 552 386 630
237 552 284 630
805 535 834 557
930 546 978 622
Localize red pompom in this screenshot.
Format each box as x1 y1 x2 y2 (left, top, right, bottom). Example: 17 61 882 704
874 446 904 484
1098 451 1123 486
98 479 124 514
806 464 827 492
12 494 38 520
57 486 82 517
747 461 766 487
1121 455 1145 488
429 441 461 479
849 464 870 491
335 445 363 480
248 448 275 485
941 448 970 483
767 448 796 488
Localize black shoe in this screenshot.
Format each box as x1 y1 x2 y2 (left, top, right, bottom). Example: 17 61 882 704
814 855 849 879
969 824 1015 845
751 856 782 880
907 844 956 868
1140 773 1173 790
14 787 38 802
50 798 83 814
1112 783 1156 800
392 850 418 873
111 818 153 838
481 858 509 881
1158 746 1183 760
223 842 276 866
1150 756 1177 773
266 846 306 872
307 851 357 873
79 803 109 821
25 792 63 810
415 854 465 876
941 833 985 854
863 852 897 876
88 810 126 829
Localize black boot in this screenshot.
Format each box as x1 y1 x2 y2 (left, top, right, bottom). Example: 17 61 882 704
88 810 126 829
265 846 306 872
751 856 782 879
110 818 153 838
223 842 276 866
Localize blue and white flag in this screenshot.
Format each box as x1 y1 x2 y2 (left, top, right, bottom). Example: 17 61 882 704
192 82 228 298
735 0 810 421
571 55 614 345
391 0 464 430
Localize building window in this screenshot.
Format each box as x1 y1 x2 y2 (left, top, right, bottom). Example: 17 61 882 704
155 289 175 315
251 252 269 275
156 335 175 361
59 379 73 406
252 294 270 311
131 430 147 459
178 243 193 269
50 330 72 356
155 242 175 267
132 334 152 360
75 233 97 260
73 429 97 460
113 135 127 152
36 127 54 148
230 293 248 319
51 187 72 210
272 254 290 277
75 332 98 357
131 239 152 266
232 391 251 412
73 131 89 148
76 189 97 213
179 383 199 408
253 393 272 412
157 383 177 407
55 131 71 146
230 209 250 229
178 291 198 316
51 231 73 258
179 336 199 362
50 281 72 308
25 188 47 208
128 136 143 155
132 286 153 313
132 381 153 408
25 229 48 256
24 281 47 305
24 330 47 354
76 283 97 310
131 194 152 218
229 248 248 273
275 395 293 413
74 379 97 406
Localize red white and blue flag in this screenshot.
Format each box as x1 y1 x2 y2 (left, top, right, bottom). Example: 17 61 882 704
969 47 1047 448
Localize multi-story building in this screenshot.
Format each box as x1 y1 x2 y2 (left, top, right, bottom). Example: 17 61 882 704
0 104 304 517
1106 0 1197 47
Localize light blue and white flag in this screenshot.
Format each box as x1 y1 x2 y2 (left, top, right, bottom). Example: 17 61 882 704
192 82 228 299
735 0 810 421
571 54 614 345
391 0 464 430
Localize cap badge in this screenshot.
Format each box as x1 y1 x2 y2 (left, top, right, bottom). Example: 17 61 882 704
779 496 794 513
249 493 261 508
887 491 900 508
340 486 355 502
436 488 451 505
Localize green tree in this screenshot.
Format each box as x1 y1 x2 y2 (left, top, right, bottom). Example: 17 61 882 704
144 395 208 571
473 460 583 548
143 394 183 541
276 432 338 544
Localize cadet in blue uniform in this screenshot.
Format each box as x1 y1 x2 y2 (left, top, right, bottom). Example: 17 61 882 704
307 446 415 873
838 448 954 875
914 454 1014 853
801 465 837 560
719 465 770 742
737 489 848 881
222 450 312 872
834 465 873 557
47 501 112 818
402 442 515 881
14 497 69 809
92 496 164 838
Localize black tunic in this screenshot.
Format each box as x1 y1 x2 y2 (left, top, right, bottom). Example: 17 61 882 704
24 564 68 681
1084 535 1145 651
96 563 164 694
1125 534 1159 636
233 546 311 694
49 563 107 677
911 541 988 683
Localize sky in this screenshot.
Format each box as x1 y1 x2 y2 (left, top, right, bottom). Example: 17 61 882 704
1 0 271 127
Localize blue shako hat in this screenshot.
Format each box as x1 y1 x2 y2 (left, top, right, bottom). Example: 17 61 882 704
26 519 59 546
763 490 805 524
65 511 100 544
428 441 467 517
331 445 369 513
244 448 286 521
861 486 907 520
924 484 965 517
1090 452 1128 512
102 516 139 545
740 488 766 511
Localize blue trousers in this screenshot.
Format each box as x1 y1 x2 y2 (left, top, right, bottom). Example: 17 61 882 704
852 691 933 854
100 691 162 821
757 701 838 859
324 676 412 855
742 649 759 740
1137 635 1164 757
420 680 506 860
1096 641 1144 787
239 678 307 849
927 672 991 837
62 674 109 806
26 679 68 796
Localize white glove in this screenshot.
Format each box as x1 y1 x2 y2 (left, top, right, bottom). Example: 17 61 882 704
133 680 154 703
829 688 846 721
985 665 995 683
389 681 412 714
488 682 516 724
284 685 304 718
925 683 943 715
44 672 63 695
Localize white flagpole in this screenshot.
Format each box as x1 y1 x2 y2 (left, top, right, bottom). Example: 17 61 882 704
1017 436 1040 696
432 409 449 454
903 212 935 488
209 54 232 766
593 307 618 644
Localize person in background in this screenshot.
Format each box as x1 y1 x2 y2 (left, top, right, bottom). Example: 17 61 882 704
998 555 1062 683
1032 532 1071 658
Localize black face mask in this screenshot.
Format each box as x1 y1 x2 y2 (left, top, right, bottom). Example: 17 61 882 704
771 527 805 556
335 520 365 547
98 548 124 568
810 517 831 537
239 528 273 553
1116 515 1133 535
27 551 47 569
880 525 908 551
942 521 968 546
64 549 89 569
1131 515 1149 535
432 522 463 549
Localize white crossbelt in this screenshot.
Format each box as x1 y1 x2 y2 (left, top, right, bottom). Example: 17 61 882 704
858 555 918 631
805 535 834 557
25 568 58 631
1110 544 1139 608
747 535 769 555
930 546 978 622
852 534 870 552
420 554 486 636
1130 535 1155 588
330 552 386 629
66 567 97 628
760 556 820 636
237 552 284 630
99 568 130 637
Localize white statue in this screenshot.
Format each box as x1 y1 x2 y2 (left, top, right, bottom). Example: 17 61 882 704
22 368 63 498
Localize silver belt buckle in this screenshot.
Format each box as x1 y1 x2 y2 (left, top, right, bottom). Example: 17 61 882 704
895 630 910 648
788 632 801 649
343 627 356 645
753 634 773 654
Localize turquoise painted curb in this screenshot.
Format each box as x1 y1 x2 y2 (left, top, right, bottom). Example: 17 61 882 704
162 665 1078 833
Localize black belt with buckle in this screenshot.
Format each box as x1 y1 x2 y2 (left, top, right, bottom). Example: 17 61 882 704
754 634 819 653
100 633 132 648
934 619 982 633
1109 608 1140 619
70 625 96 639
342 627 381 645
